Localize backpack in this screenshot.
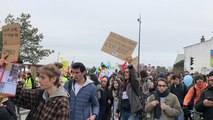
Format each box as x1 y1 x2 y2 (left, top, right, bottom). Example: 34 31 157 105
180 82 185 92
139 78 151 105
26 89 45 120
187 87 196 110
68 80 73 98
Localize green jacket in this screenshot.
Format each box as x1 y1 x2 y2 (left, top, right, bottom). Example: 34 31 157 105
145 93 181 120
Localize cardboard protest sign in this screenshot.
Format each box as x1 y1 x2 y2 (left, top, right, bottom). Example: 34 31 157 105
62 60 69 71
2 23 20 45
2 45 20 69
101 32 137 61
2 23 21 69
0 23 20 98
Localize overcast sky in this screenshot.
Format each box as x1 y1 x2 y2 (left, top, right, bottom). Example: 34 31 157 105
1 0 213 68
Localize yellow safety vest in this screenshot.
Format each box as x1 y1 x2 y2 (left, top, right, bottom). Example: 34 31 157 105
61 76 68 84
24 78 32 89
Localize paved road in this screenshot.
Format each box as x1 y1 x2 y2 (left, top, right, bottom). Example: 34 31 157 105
17 109 30 120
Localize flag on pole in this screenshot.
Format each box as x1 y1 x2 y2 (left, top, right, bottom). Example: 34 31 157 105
120 62 126 71
70 57 75 69
96 62 113 80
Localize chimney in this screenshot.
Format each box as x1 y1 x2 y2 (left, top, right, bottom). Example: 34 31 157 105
201 36 205 42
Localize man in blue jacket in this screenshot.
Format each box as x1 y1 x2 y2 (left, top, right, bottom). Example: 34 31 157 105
64 62 99 120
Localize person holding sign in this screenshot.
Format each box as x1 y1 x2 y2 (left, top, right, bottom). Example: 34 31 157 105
116 55 143 120
4 61 70 120
0 59 8 67
0 58 16 120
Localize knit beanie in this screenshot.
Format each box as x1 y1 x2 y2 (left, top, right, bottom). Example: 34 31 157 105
158 72 166 79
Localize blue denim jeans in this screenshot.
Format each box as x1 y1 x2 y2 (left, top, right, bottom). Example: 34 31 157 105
178 110 184 120
175 109 184 120
122 111 139 120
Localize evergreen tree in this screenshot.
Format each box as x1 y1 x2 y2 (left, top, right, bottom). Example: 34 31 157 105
0 13 54 64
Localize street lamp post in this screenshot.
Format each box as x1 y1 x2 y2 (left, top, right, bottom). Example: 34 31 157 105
57 51 61 62
137 14 141 75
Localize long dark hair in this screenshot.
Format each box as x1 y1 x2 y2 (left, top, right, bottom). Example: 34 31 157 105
124 67 132 82
88 73 100 86
111 78 122 97
102 76 110 90
111 78 122 91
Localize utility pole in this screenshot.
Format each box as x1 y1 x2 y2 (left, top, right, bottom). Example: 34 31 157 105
137 14 141 74
57 51 61 62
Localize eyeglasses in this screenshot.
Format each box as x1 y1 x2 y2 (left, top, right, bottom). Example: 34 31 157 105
157 84 167 88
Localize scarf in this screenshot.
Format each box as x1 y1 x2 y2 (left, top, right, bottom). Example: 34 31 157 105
113 90 119 100
153 89 170 119
208 85 213 90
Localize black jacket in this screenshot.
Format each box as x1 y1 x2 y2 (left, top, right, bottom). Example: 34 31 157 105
170 83 188 106
0 100 17 120
195 86 213 120
98 88 113 120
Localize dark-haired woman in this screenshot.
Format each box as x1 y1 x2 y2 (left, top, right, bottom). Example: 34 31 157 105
111 78 122 120
98 76 113 120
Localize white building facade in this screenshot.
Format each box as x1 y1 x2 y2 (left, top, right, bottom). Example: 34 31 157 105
184 36 213 74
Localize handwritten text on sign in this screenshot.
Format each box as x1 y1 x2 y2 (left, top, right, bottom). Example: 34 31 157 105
2 23 20 45
101 32 137 61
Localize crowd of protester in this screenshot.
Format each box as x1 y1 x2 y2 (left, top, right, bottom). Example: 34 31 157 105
0 56 213 120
